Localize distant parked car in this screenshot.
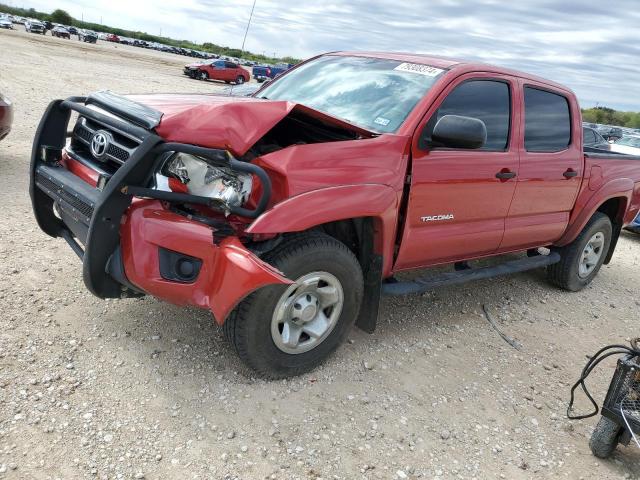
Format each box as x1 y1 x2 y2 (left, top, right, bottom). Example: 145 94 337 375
0 16 13 29
252 63 292 83
133 39 148 47
0 92 13 141
583 127 611 150
598 126 623 142
78 30 98 43
25 20 46 34
106 33 120 42
625 213 640 234
184 59 251 84
51 26 71 39
222 83 260 97
610 136 640 155
67 26 77 35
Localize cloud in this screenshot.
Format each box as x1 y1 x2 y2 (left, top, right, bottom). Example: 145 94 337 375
22 0 640 110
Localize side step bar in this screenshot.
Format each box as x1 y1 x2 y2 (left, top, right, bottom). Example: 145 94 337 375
382 252 561 296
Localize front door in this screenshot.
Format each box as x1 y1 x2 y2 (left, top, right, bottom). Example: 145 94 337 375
395 75 521 270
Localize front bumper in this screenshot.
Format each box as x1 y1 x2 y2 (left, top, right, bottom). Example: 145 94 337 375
30 95 287 322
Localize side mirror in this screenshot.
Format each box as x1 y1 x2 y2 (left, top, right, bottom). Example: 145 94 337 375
432 115 487 149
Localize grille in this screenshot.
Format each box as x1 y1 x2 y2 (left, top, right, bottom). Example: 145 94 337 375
108 143 129 161
36 172 94 220
71 116 139 168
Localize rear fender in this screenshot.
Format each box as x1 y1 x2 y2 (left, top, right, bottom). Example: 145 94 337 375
557 178 633 247
246 184 401 276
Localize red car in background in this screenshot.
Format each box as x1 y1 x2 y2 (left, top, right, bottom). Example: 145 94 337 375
106 33 120 42
0 92 13 141
184 59 250 84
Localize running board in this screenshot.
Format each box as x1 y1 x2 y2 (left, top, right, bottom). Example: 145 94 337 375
382 252 561 296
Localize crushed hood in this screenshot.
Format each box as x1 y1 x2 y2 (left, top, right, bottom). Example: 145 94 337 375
125 93 374 156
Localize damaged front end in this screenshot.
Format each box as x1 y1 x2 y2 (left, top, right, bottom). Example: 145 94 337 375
30 92 290 323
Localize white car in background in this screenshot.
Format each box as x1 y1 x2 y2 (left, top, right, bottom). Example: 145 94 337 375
610 136 640 155
0 15 14 29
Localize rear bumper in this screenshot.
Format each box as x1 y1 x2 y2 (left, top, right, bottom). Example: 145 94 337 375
30 96 287 322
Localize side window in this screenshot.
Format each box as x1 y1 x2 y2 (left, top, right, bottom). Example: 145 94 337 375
524 87 571 152
583 128 595 145
225 61 237 69
213 61 225 68
423 80 511 151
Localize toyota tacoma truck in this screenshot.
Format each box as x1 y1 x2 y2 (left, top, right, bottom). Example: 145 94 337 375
30 52 640 378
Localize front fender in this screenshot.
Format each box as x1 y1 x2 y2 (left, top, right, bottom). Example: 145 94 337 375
557 178 633 247
246 184 401 276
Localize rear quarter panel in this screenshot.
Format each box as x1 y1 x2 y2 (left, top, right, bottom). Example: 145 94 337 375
557 154 640 246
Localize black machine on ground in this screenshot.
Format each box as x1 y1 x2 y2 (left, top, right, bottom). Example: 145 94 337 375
568 339 640 458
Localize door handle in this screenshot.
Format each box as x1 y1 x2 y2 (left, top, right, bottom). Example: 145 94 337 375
563 169 578 178
495 170 516 180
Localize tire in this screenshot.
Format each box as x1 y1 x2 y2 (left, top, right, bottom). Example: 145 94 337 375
590 416 622 458
223 232 363 379
547 212 612 291
236 76 245 85
199 71 208 81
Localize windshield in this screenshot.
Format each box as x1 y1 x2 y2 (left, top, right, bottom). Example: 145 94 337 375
258 55 444 133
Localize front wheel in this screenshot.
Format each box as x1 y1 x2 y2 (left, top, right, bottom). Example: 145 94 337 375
199 71 209 81
547 212 612 291
235 75 245 85
223 232 363 379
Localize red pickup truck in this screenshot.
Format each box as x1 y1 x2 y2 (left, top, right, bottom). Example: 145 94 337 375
30 52 640 378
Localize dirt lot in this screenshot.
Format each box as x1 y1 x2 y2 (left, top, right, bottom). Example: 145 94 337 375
0 27 639 480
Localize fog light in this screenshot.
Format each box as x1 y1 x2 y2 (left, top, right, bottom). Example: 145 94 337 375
158 248 202 283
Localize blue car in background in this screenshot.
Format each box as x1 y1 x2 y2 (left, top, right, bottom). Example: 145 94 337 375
626 213 640 234
252 63 293 83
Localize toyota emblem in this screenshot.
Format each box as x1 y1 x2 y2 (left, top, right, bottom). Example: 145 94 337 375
90 130 111 159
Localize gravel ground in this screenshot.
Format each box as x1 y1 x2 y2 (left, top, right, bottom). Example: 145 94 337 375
1 27 639 480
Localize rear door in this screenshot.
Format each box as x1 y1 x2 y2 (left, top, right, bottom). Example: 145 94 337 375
499 83 583 250
394 74 521 270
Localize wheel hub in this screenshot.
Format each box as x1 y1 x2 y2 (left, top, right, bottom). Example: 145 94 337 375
579 231 605 278
271 272 344 354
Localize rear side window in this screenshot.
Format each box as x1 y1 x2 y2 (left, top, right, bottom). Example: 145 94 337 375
424 80 511 151
524 87 571 152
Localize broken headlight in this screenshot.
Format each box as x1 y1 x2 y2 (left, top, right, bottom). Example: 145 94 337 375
160 152 252 214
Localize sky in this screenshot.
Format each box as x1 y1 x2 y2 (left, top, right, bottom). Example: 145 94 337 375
12 0 640 111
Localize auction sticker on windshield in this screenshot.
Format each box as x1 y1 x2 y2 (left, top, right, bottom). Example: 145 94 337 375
394 63 444 77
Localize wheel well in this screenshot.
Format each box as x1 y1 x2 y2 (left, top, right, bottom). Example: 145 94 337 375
597 197 626 226
318 218 382 334
318 218 377 269
596 197 626 264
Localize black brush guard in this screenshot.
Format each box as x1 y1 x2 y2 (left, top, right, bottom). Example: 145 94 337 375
30 95 272 299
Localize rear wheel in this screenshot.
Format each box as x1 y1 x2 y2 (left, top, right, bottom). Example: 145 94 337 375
223 232 363 379
590 416 622 458
547 212 612 291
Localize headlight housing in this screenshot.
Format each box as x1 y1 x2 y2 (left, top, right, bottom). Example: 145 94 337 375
159 152 252 214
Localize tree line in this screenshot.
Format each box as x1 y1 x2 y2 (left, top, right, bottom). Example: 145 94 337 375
581 107 640 128
0 4 300 65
